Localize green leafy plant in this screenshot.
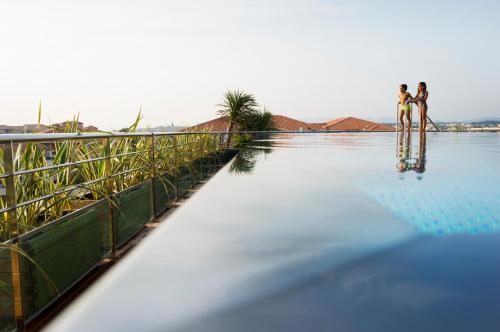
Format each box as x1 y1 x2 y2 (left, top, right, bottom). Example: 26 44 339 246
232 133 253 148
217 90 258 145
1 109 227 242
239 108 276 131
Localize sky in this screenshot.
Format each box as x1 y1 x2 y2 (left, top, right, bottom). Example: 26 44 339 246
1 0 499 130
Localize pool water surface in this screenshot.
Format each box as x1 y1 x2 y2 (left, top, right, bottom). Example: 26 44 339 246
48 132 500 332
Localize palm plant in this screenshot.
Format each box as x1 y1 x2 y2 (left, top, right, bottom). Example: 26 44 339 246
239 108 276 132
217 90 258 146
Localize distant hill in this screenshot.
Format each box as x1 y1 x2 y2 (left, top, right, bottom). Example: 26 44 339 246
465 117 500 123
467 120 500 127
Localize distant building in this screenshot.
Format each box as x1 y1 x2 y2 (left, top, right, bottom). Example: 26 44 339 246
0 124 49 134
84 125 99 132
0 125 16 133
52 121 84 130
42 121 99 133
187 115 394 132
0 121 101 134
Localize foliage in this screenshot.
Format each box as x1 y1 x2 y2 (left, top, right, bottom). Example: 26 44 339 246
232 133 253 148
239 108 276 131
0 110 223 242
217 90 258 132
216 90 276 134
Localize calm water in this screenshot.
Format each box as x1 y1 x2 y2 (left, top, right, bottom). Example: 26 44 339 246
48 133 500 332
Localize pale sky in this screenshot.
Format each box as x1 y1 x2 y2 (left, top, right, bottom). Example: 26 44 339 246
1 0 499 130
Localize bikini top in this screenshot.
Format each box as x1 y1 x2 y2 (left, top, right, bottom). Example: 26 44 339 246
417 90 426 101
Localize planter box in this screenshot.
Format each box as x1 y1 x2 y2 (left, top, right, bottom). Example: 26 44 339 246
154 172 177 216
18 199 111 320
112 181 153 248
191 159 203 185
190 151 231 186
201 155 219 179
177 165 192 198
0 248 15 332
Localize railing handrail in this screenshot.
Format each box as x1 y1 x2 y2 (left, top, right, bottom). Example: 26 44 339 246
0 131 225 143
0 129 399 143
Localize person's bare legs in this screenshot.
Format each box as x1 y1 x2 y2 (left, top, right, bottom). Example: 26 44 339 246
422 104 428 131
419 105 425 133
399 109 405 131
406 110 412 132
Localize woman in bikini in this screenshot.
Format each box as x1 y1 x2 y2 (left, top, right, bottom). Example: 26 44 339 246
414 82 429 132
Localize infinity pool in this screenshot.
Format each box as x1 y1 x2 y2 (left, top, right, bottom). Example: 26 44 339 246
48 133 500 332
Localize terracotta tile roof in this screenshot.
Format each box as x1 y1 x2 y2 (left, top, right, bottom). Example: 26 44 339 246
322 117 394 131
187 115 394 132
272 115 309 131
188 117 230 131
325 117 349 128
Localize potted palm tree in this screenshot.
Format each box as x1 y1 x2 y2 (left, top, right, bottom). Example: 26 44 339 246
217 90 258 147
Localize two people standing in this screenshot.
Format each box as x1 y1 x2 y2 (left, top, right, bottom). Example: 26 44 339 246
398 82 429 132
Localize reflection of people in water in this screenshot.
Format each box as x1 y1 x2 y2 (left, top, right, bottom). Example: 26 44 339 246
397 130 412 172
415 131 427 175
396 131 427 175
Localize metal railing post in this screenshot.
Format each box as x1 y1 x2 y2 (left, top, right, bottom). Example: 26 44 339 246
409 103 413 132
197 135 203 179
172 135 180 199
426 115 440 132
3 141 25 329
188 135 194 188
150 134 157 218
218 133 223 166
104 137 116 254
